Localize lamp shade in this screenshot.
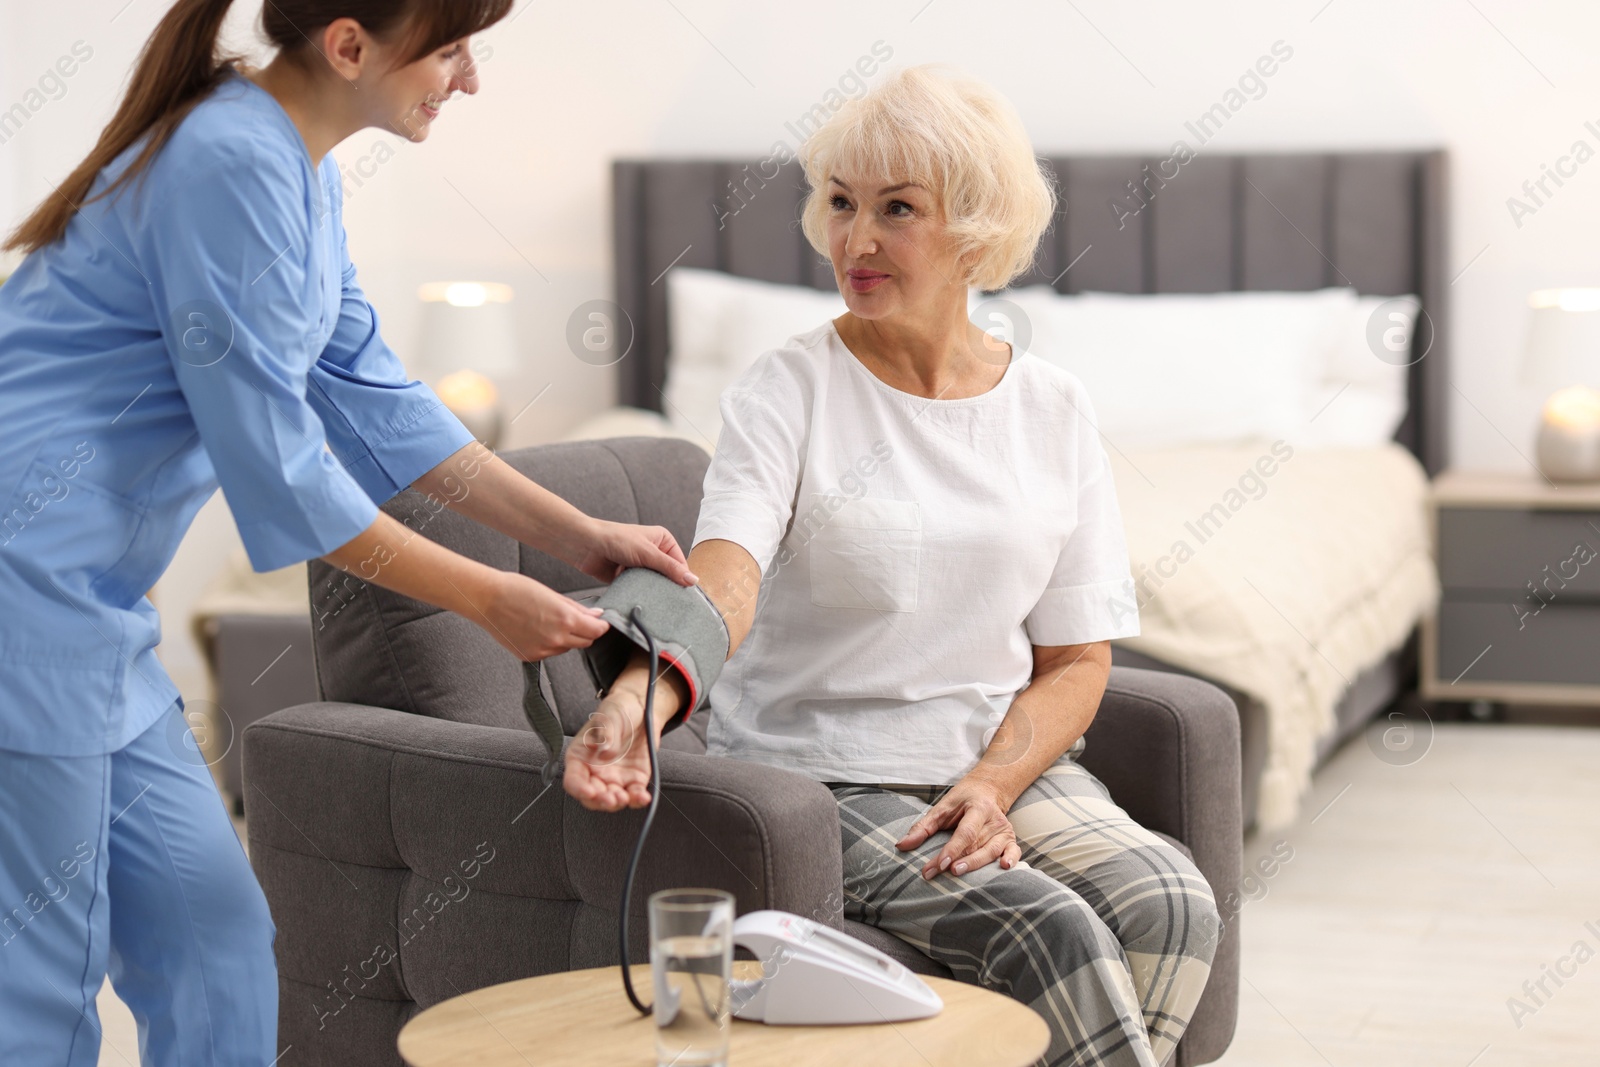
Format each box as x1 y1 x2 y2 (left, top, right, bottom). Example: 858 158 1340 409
1521 288 1600 388
415 281 518 378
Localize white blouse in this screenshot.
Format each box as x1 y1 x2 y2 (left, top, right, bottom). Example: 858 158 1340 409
691 320 1139 785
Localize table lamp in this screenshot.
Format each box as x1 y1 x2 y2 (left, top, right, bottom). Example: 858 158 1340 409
416 281 518 449
1521 287 1600 482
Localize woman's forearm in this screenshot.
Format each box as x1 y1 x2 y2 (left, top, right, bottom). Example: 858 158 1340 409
601 537 763 718
684 538 764 655
964 641 1113 811
411 441 597 566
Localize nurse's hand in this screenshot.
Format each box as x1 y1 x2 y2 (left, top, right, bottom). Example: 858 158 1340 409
570 519 698 588
411 447 695 588
480 571 611 661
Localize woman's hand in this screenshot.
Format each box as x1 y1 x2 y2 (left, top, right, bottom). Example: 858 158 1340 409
563 649 691 811
896 778 1022 880
563 683 658 811
477 570 610 661
567 518 698 588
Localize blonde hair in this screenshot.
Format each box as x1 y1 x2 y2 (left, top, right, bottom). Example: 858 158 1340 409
798 65 1056 292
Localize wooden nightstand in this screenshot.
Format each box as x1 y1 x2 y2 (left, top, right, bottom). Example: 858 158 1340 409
1422 470 1600 708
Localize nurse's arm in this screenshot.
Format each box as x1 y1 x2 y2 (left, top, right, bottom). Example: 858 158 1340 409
409 441 696 586
561 537 762 811
318 508 610 663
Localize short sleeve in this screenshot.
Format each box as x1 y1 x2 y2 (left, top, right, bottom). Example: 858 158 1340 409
307 162 476 504
692 378 804 574
1023 380 1141 645
140 156 378 573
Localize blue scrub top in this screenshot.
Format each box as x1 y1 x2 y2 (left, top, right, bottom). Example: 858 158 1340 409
0 71 477 756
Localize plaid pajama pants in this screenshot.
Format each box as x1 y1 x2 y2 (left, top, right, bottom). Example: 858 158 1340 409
827 744 1221 1067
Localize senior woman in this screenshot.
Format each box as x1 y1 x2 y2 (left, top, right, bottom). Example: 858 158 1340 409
565 66 1220 1067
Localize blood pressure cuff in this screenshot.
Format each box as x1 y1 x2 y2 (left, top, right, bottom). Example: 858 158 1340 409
583 567 729 723
521 567 728 773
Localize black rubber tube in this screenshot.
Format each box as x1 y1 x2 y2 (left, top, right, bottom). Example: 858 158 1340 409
618 605 661 1016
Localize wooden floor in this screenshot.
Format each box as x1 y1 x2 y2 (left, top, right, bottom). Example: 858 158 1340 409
1215 718 1600 1067
91 719 1599 1067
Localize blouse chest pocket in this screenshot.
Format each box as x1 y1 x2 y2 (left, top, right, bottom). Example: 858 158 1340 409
807 494 922 612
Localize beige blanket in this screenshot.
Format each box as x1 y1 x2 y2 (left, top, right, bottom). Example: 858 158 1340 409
561 412 1440 830
1106 439 1439 831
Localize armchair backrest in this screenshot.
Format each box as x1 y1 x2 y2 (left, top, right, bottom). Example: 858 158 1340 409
305 437 711 735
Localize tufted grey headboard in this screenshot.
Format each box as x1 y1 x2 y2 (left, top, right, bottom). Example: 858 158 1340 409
612 152 1449 475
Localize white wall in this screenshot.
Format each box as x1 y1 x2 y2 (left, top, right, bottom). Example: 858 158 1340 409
2 0 1592 697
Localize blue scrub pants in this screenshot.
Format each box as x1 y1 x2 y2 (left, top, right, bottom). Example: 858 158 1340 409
0 699 278 1065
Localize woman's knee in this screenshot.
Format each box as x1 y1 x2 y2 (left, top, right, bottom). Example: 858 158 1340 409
1113 849 1221 964
935 870 1120 985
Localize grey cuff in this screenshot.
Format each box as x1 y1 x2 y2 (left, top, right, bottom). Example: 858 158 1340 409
581 567 731 724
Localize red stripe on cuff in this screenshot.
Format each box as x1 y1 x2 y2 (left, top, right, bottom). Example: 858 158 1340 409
653 649 698 728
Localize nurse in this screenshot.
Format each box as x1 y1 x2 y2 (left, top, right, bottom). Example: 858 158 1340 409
0 1 696 1063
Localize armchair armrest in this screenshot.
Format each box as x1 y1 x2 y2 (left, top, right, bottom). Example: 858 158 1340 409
242 703 845 1014
1078 665 1242 1064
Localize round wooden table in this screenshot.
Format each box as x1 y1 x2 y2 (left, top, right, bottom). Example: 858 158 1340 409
398 961 1049 1067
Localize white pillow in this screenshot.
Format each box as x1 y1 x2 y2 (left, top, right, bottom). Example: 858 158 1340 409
1297 381 1408 448
1328 294 1420 388
664 268 848 372
662 269 1417 451
1001 286 1418 450
663 268 847 445
1006 286 1353 449
662 270 984 445
1297 294 1415 449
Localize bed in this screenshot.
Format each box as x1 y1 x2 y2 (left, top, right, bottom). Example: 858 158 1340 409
563 151 1449 834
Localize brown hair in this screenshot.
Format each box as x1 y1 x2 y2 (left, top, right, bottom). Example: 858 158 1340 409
3 0 511 255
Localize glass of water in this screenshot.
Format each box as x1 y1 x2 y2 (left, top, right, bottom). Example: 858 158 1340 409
648 888 734 1067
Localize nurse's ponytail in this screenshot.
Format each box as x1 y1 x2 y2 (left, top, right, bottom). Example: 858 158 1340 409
2 0 512 256
3 0 238 255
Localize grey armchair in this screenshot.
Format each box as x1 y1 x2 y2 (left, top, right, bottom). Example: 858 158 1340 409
244 437 1241 1066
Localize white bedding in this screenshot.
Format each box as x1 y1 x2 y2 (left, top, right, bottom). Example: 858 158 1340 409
1104 439 1438 831
656 269 1418 454
563 410 1439 830
566 266 1436 828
